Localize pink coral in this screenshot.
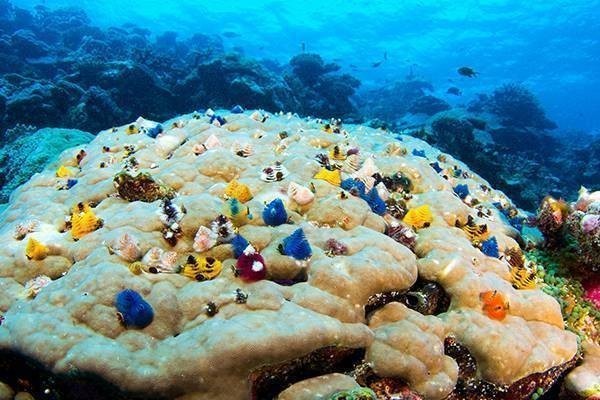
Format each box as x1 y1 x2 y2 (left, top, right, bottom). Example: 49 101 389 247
582 275 600 309
581 214 600 235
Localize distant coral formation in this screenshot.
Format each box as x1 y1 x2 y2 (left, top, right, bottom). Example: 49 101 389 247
0 127 93 202
0 1 361 137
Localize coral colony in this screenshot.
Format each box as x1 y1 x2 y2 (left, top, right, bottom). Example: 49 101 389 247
0 2 598 399
0 108 597 400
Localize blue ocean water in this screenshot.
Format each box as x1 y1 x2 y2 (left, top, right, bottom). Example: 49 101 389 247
1 0 599 209
12 0 600 133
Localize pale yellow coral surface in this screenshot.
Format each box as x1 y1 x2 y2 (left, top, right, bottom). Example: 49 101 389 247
565 341 600 399
0 111 578 399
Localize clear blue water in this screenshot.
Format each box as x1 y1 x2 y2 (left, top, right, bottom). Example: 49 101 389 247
13 0 600 133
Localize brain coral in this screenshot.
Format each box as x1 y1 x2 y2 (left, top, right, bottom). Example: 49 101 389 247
0 111 578 399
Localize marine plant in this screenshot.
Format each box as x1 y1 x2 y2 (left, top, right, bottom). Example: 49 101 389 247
224 179 253 203
231 234 250 258
402 204 433 229
262 198 288 226
25 237 49 260
180 255 223 281
114 289 154 329
279 228 312 260
70 202 103 240
236 245 267 282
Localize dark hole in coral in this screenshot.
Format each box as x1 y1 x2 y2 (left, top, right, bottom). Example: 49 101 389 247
443 336 578 400
352 363 415 398
249 346 365 400
364 280 450 319
0 349 170 400
444 336 478 381
404 293 420 308
271 269 308 286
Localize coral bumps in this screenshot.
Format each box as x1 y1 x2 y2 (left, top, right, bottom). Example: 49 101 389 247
0 111 581 400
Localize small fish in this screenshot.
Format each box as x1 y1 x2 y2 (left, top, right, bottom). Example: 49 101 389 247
221 31 240 38
446 87 462 96
457 66 478 77
300 42 306 53
372 60 383 68
480 290 509 320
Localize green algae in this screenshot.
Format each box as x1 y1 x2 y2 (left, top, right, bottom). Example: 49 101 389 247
526 249 600 343
328 387 377 400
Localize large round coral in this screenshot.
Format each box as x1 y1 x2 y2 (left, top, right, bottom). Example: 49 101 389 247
0 110 579 400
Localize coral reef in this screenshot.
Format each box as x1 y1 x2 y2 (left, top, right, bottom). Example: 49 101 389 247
356 79 437 123
470 83 557 131
0 2 362 137
286 53 361 119
0 111 582 400
0 127 93 203
536 190 600 274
